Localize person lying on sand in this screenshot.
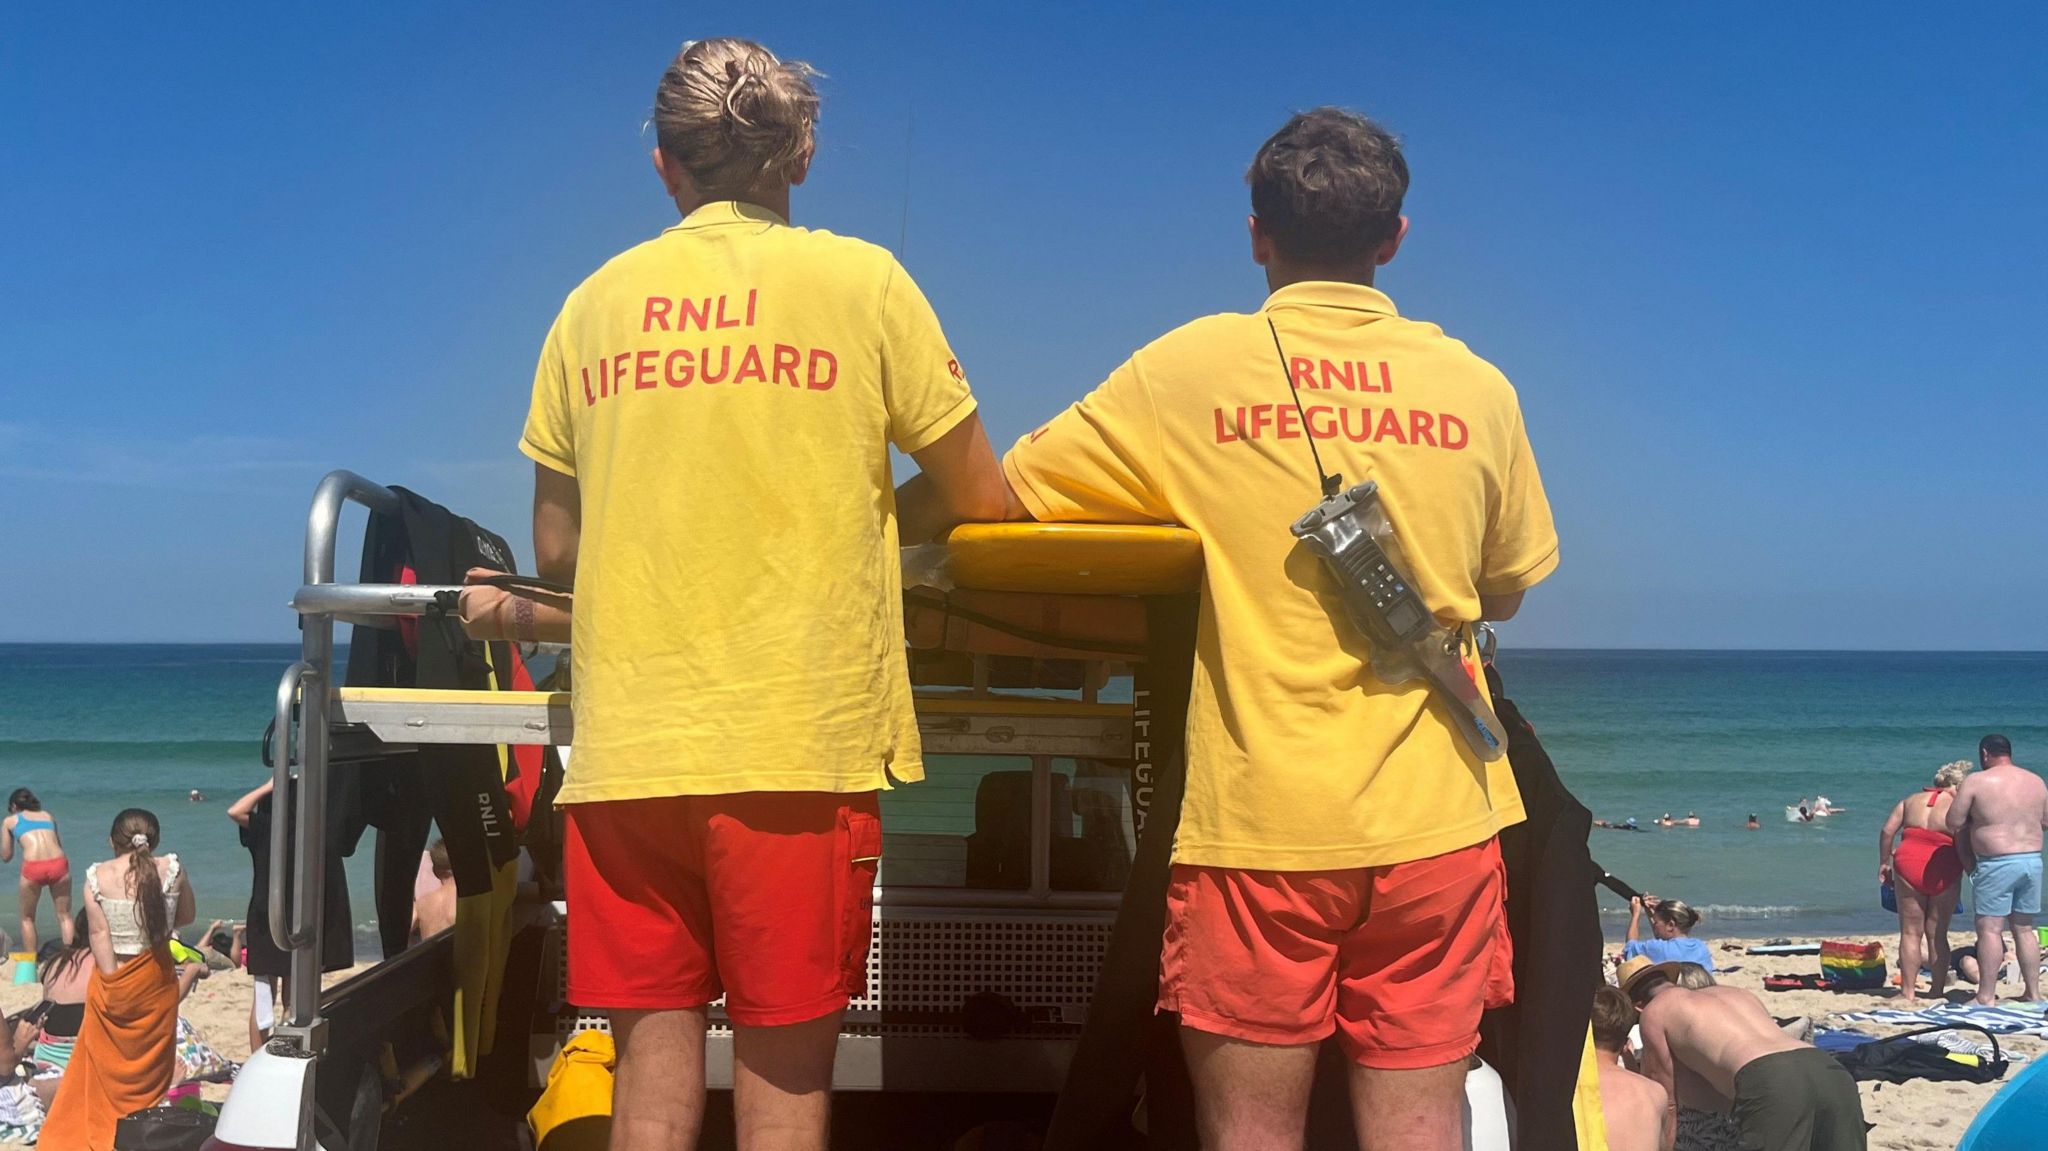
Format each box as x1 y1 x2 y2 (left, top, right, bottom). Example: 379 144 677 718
1623 957 1867 1151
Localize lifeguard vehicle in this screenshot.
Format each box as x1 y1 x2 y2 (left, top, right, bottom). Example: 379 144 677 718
212 470 1525 1150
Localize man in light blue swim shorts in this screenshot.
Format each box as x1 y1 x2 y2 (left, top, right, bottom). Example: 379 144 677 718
1948 735 2048 1005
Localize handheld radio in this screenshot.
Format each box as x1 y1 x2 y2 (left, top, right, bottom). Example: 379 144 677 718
1271 321 1509 761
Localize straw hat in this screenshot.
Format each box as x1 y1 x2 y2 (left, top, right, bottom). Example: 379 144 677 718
1616 955 1687 999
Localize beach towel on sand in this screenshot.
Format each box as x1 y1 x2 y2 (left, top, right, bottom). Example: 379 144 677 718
1833 1001 2048 1037
42 946 179 1151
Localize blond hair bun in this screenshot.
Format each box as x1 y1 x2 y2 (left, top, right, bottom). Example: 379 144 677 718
654 38 819 197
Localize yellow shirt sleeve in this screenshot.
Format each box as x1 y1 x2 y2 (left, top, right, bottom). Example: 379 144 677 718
1002 357 1176 524
519 314 576 476
880 263 976 454
1478 409 1559 594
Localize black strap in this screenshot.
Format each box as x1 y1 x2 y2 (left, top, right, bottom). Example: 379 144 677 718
431 573 573 613
468 573 572 596
1865 1021 2004 1064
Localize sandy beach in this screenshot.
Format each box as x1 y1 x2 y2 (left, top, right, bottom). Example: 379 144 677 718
0 961 373 1121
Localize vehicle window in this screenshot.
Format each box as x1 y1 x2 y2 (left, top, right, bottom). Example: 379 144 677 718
1051 757 1134 892
878 755 1135 892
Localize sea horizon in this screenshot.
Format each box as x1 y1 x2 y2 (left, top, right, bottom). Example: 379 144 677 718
3 643 2043 952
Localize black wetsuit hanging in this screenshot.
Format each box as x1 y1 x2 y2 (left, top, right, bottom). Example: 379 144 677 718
341 486 539 1077
1474 660 1603 1150
240 785 354 978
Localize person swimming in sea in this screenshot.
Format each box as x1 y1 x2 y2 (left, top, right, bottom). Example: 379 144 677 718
0 789 73 953
1745 813 1760 829
1682 812 1700 827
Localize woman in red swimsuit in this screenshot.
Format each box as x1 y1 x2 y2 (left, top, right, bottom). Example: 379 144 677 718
0 788 73 953
1878 760 1972 1003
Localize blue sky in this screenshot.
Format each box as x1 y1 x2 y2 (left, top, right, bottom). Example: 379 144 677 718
2 3 2043 648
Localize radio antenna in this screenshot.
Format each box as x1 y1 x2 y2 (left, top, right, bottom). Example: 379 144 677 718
1268 318 1342 497
897 108 915 259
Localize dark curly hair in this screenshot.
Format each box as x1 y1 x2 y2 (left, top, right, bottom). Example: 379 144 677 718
1247 107 1408 264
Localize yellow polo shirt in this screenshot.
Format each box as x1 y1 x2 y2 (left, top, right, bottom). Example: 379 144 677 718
522 201 975 804
1005 282 1558 870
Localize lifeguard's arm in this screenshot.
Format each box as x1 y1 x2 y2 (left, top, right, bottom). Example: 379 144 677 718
1477 408 1560 613
533 462 581 586
1879 799 1906 882
1479 590 1525 621
0 817 13 864
1000 358 1176 526
226 781 272 829
896 412 1014 545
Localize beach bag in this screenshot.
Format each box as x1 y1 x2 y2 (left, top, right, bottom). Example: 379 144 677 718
1819 940 1887 990
1834 1023 2008 1084
112 1105 214 1150
528 1030 614 1151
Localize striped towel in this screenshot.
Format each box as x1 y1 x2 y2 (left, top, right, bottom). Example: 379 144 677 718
1915 1030 2028 1063
1832 1001 2048 1037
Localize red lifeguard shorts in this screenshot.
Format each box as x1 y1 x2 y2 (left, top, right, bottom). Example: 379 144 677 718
1158 837 1513 1070
564 791 881 1026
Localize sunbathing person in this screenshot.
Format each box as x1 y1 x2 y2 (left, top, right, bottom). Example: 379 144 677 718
1877 759 1970 1003
1623 958 1866 1151
1626 896 1715 973
1592 984 1674 1151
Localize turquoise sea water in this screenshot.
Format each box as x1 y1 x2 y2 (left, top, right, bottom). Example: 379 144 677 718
0 644 2042 950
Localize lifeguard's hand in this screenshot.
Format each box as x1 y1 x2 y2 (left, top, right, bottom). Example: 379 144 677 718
1879 861 1893 884
455 567 572 643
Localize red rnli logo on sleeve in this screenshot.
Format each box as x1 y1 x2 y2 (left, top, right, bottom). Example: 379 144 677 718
946 358 965 383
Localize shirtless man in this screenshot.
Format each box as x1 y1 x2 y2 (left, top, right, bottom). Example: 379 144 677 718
1623 958 1866 1151
1591 984 1673 1151
1947 734 2048 1005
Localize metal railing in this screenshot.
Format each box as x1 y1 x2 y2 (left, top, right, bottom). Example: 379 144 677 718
272 470 402 1051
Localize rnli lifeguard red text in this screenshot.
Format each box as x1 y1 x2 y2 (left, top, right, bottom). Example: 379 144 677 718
575 292 839 405
1214 358 1467 449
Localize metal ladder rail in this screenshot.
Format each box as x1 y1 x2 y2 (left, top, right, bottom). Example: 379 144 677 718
271 469 406 1055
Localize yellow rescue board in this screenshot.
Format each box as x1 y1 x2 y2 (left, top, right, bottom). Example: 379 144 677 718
942 523 1202 595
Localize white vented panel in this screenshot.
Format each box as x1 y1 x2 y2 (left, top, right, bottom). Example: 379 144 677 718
556 906 1114 1045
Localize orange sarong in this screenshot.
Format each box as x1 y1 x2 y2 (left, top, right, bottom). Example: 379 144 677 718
41 945 178 1151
